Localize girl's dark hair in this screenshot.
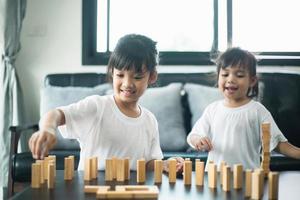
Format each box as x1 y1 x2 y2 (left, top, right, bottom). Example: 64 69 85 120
107 34 158 81
216 47 258 98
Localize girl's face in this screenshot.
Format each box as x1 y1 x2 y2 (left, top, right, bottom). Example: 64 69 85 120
112 65 157 108
218 65 257 107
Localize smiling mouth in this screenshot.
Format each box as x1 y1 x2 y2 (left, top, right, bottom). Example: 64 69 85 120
121 89 135 96
225 86 238 93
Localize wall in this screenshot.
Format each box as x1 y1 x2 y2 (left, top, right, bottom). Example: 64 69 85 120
16 0 300 124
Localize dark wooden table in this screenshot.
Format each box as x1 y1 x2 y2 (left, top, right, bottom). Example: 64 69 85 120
10 170 300 199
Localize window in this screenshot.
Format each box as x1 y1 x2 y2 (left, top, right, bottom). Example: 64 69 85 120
82 0 300 66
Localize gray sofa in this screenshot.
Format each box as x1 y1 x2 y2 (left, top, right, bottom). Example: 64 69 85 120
11 70 300 183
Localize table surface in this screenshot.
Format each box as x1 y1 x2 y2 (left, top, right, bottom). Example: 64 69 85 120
10 170 300 200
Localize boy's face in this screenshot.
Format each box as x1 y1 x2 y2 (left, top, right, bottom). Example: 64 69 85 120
112 65 157 107
218 65 257 107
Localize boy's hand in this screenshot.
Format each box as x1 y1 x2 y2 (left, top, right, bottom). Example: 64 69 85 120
192 135 213 151
28 130 57 159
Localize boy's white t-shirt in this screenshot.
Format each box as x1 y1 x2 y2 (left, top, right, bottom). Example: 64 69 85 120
58 95 163 170
187 100 287 170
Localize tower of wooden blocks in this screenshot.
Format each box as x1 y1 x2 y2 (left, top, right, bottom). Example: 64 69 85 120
261 123 271 177
168 159 177 183
195 159 204 186
137 159 146 183
183 158 192 185
154 160 163 183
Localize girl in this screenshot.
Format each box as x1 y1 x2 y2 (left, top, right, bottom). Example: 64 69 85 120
187 47 300 170
29 34 183 172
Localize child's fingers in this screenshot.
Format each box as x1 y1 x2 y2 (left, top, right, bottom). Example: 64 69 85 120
201 138 213 151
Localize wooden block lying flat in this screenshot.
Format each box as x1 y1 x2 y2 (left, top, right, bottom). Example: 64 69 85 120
154 160 163 183
31 163 41 188
48 163 55 189
245 169 252 197
268 172 279 199
84 185 110 193
195 160 204 186
168 159 176 183
137 159 146 183
183 159 192 185
233 164 243 189
94 185 159 199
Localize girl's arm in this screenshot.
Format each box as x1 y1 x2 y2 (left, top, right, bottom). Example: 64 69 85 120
28 109 65 159
275 141 300 159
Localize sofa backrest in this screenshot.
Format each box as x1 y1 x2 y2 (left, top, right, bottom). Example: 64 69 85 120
43 71 300 150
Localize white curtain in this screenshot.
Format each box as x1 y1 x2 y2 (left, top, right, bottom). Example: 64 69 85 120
0 0 26 190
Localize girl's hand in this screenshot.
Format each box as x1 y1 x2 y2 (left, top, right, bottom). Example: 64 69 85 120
28 130 57 159
192 135 213 151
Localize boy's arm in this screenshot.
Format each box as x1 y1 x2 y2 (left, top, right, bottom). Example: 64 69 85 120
28 109 65 159
275 141 300 159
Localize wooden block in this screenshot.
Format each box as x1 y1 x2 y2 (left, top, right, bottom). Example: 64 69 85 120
195 160 204 186
245 169 252 197
48 163 55 189
255 168 264 194
137 159 146 183
251 171 262 199
105 159 113 181
48 155 56 177
116 185 159 199
84 158 92 181
154 160 163 183
68 155 75 178
219 161 226 186
31 163 41 188
35 160 45 184
43 156 50 180
112 156 117 179
183 160 192 185
116 159 125 181
233 164 243 189
124 157 130 180
64 157 72 180
91 157 98 179
268 172 279 199
208 163 217 188
168 159 176 183
96 186 112 199
222 166 230 192
84 185 110 193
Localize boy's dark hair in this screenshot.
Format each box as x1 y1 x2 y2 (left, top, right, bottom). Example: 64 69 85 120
107 34 158 81
216 47 258 98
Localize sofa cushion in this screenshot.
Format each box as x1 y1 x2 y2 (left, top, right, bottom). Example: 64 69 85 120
40 83 112 150
184 83 223 127
139 83 188 152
